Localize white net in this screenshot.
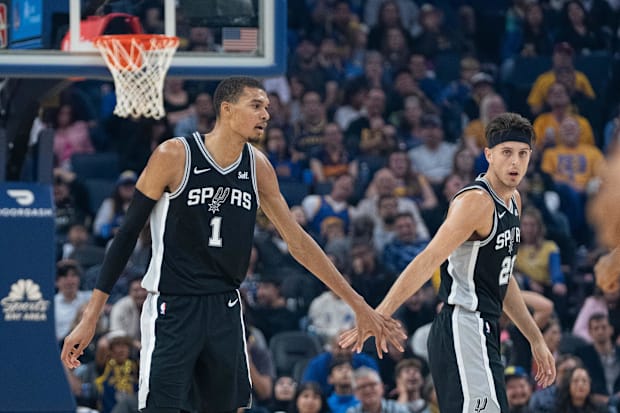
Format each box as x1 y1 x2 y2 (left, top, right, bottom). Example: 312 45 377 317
94 35 179 119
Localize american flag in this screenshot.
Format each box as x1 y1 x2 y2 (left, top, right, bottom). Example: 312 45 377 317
222 27 258 52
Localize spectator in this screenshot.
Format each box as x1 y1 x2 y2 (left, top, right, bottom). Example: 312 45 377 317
392 359 427 413
572 288 620 345
393 95 426 150
307 278 356 346
268 376 297 413
556 1 607 55
553 366 608 413
540 116 604 245
246 273 300 343
327 357 360 413
529 355 583 413
527 42 596 116
94 331 139 413
514 207 567 311
533 82 596 151
290 381 331 413
364 0 421 41
346 367 409 413
367 1 414 53
346 88 388 158
462 93 507 155
422 173 465 236
109 275 146 347
372 194 401 253
302 174 354 236
302 335 380 396
162 78 192 127
55 260 92 343
292 90 328 160
310 123 358 184
575 313 620 404
174 92 215 136
407 114 458 186
53 103 95 169
463 72 497 122
407 54 442 104
264 126 303 183
382 213 429 275
451 145 477 184
53 168 91 238
349 238 396 309
413 3 462 59
505 365 534 413
247 324 277 407
93 170 137 242
501 2 553 62
334 77 369 131
387 150 438 211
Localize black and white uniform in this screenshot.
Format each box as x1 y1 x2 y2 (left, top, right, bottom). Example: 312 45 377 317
139 132 259 412
427 175 521 413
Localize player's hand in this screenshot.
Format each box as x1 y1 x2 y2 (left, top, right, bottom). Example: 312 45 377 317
60 319 96 369
531 339 556 388
595 251 620 294
338 306 406 359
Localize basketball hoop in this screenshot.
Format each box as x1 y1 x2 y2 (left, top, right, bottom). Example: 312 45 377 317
93 34 179 119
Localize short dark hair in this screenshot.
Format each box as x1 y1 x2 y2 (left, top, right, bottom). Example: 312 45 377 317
213 76 264 118
328 355 352 374
485 112 535 148
588 312 608 327
395 358 422 379
56 259 82 279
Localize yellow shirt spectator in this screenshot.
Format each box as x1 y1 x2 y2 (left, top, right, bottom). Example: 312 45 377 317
541 144 605 191
533 113 595 150
515 241 561 286
527 70 595 114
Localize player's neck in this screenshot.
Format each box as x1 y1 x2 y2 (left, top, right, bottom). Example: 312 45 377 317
203 127 246 167
484 171 516 205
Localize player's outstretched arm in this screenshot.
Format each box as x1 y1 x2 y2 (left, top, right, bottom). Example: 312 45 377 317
253 149 404 357
61 139 185 369
503 278 556 388
338 190 493 349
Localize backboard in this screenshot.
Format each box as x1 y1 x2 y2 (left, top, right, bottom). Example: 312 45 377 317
0 0 286 79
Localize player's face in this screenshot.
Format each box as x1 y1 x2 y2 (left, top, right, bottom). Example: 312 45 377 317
486 142 532 188
228 87 270 143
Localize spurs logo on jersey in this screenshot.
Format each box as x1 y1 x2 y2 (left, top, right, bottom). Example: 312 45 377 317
495 227 520 252
186 186 252 211
438 175 521 319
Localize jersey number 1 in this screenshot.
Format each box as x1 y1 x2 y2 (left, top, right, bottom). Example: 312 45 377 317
208 217 223 247
499 256 516 286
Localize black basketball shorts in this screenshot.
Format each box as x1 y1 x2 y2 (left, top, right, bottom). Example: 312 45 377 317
427 305 508 413
138 290 251 412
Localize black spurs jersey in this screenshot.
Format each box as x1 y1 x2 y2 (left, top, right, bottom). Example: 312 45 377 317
142 132 259 295
437 175 521 319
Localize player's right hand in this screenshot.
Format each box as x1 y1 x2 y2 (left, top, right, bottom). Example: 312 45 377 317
60 320 96 369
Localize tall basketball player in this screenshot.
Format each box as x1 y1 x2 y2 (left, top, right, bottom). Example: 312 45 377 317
61 77 404 413
341 112 556 413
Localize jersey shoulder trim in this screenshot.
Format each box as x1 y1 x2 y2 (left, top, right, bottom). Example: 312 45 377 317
169 137 191 199
247 144 260 208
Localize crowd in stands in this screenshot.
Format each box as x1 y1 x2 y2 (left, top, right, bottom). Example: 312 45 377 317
39 0 620 412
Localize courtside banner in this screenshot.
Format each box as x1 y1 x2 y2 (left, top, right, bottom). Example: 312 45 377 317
0 182 75 412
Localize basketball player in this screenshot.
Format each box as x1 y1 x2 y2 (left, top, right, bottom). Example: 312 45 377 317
589 148 620 293
340 113 556 413
61 77 404 413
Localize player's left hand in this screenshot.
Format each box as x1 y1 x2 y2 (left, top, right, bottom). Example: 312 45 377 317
531 339 556 388
338 307 406 358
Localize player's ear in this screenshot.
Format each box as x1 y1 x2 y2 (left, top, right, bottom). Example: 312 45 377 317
484 147 492 163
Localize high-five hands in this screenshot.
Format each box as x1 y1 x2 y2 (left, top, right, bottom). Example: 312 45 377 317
338 307 406 358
